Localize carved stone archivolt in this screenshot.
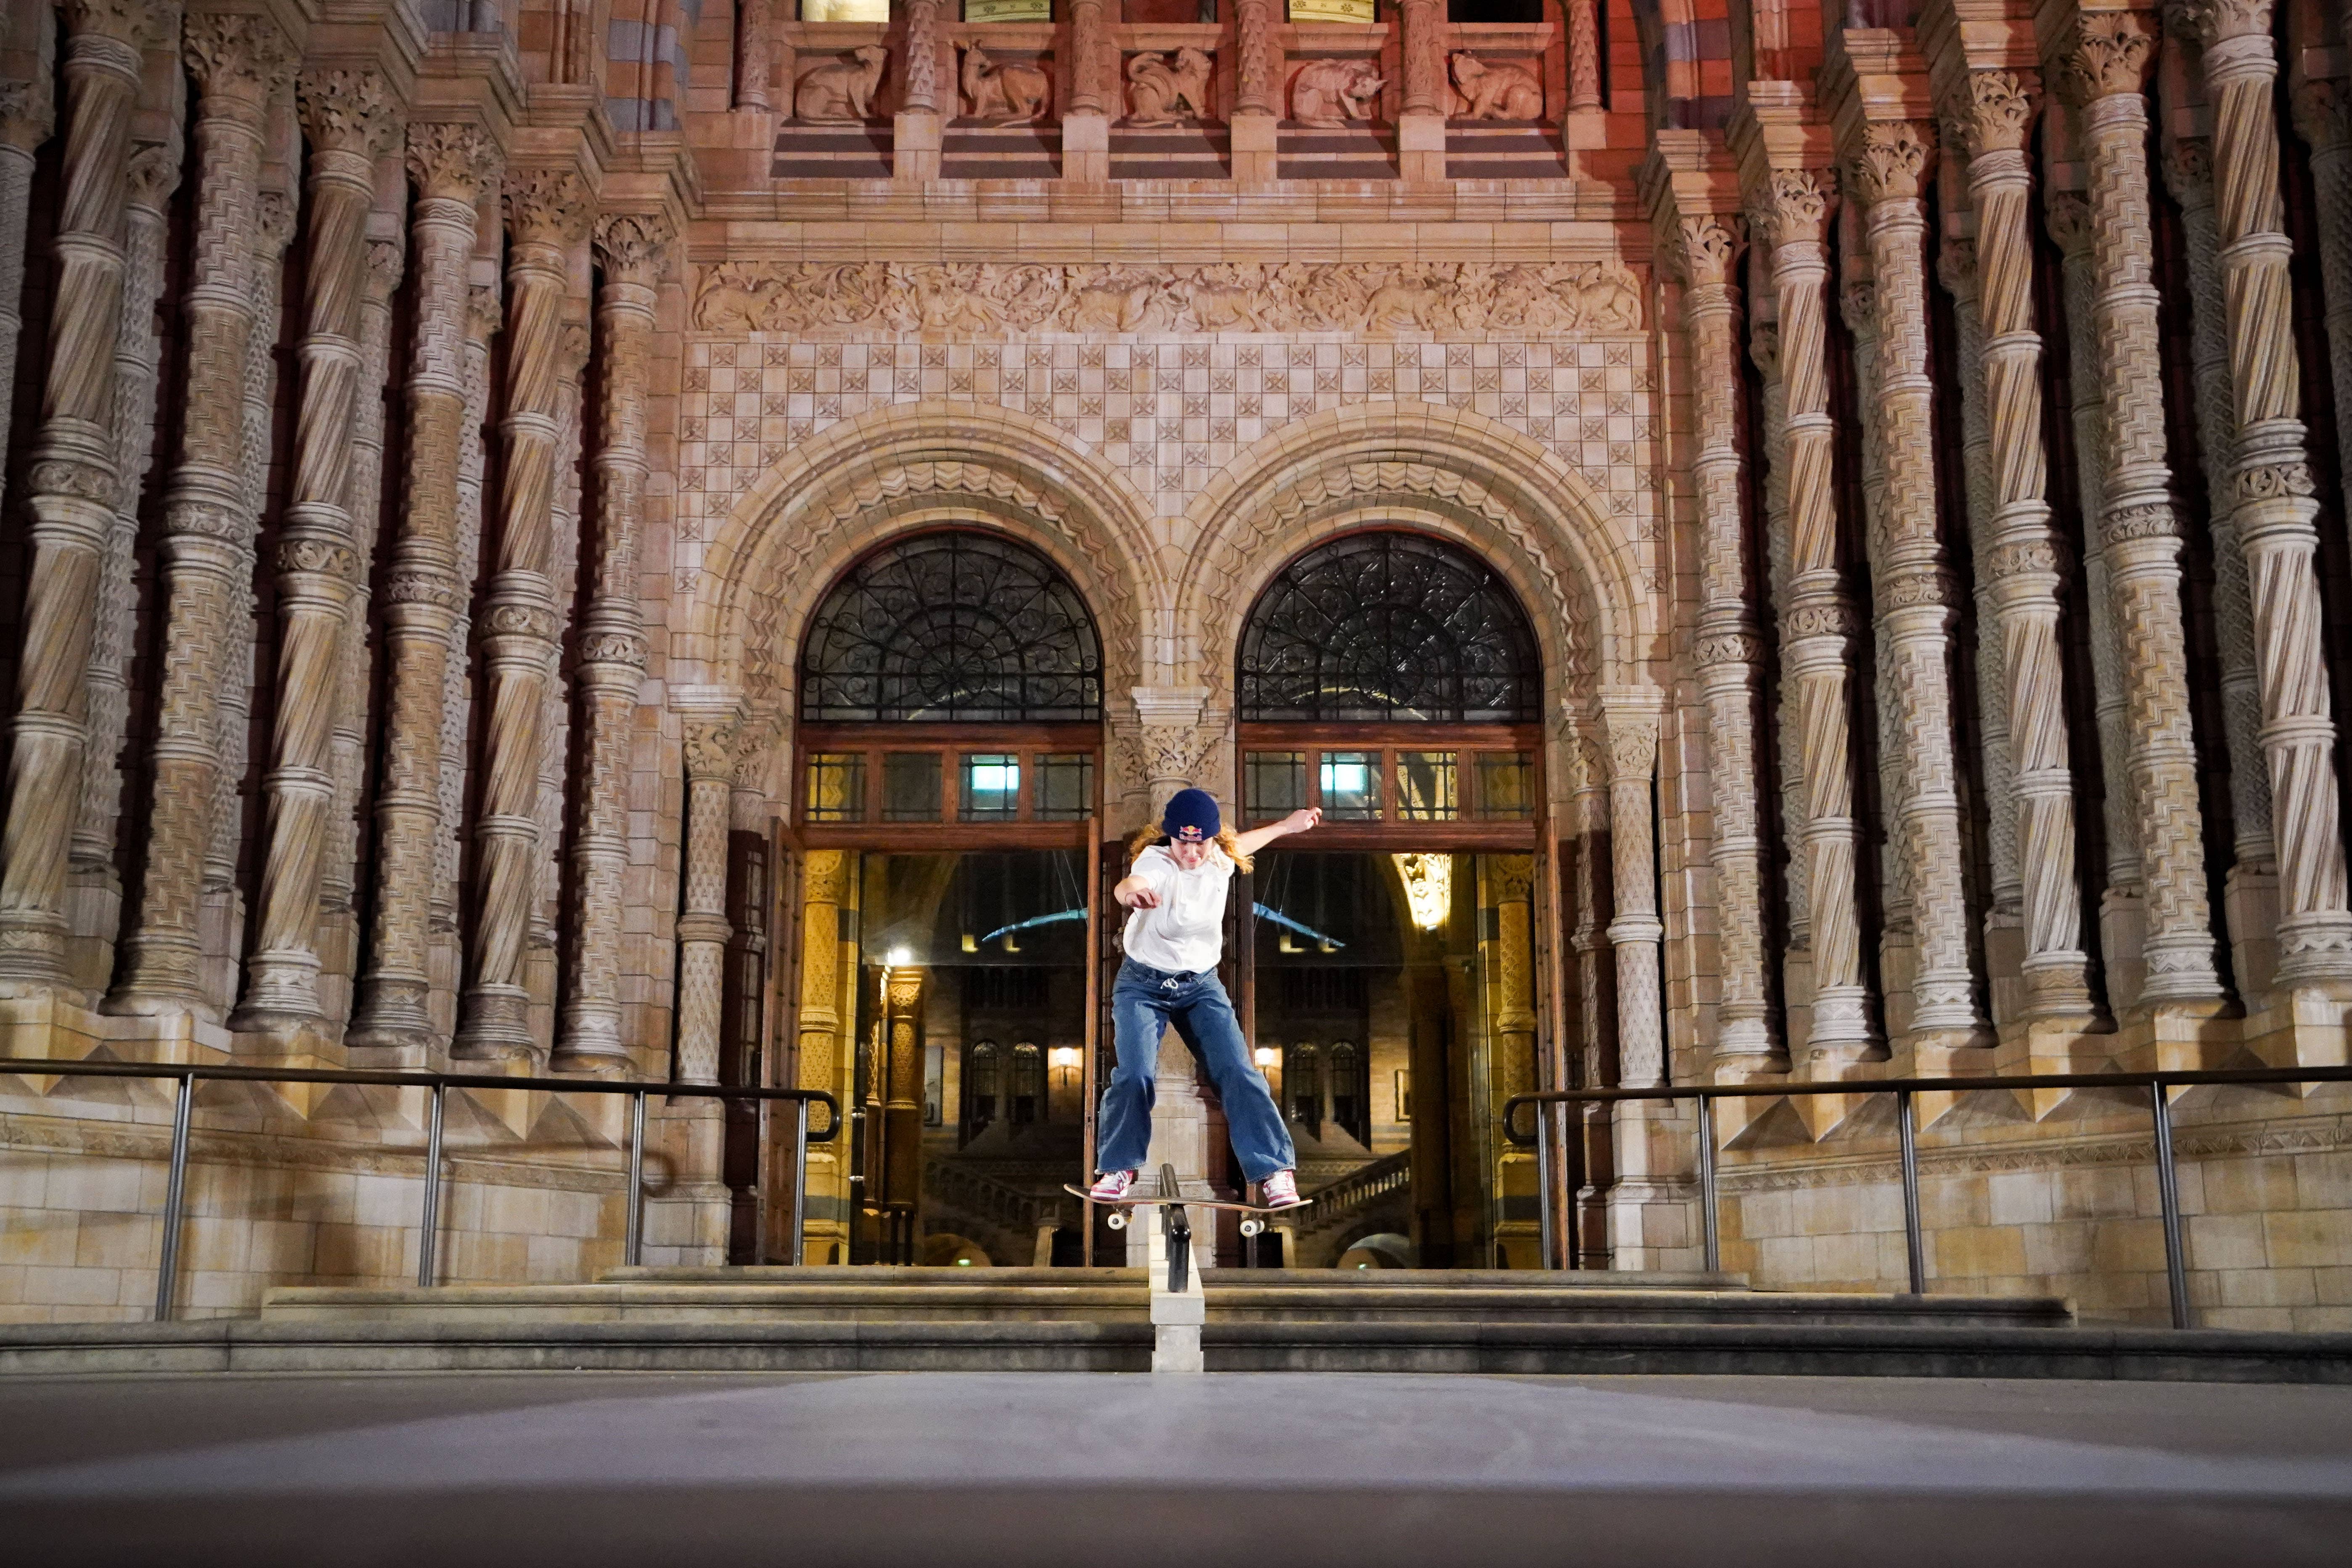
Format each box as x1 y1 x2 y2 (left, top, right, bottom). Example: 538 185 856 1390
693 260 1644 338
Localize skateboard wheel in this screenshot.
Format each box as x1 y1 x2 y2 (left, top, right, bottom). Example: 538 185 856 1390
1105 1211 1127 1231
1240 1218 1263 1237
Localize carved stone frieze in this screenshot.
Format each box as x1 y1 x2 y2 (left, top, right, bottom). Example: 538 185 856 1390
693 260 1645 338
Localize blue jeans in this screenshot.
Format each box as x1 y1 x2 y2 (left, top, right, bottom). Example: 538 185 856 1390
1097 958 1295 1184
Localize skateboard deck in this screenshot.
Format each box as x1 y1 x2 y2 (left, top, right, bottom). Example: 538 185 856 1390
1063 1184 1310 1234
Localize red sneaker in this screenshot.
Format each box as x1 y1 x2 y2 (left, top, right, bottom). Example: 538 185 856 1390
1087 1168 1139 1201
1260 1170 1303 1208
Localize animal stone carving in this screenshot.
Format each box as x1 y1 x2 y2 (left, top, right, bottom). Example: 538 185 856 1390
1449 51 1543 121
1124 48 1217 127
1290 59 1385 127
796 45 888 123
960 43 1050 124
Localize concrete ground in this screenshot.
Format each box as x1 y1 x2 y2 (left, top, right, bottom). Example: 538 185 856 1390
3 1372 2350 1566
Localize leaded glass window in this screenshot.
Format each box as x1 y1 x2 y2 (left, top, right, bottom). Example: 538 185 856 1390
801 531 1104 722
1237 532 1541 722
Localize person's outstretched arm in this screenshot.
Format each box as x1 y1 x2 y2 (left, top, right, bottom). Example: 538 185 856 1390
1233 807 1322 858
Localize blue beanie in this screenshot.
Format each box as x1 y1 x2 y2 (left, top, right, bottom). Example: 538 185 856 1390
1161 787 1221 843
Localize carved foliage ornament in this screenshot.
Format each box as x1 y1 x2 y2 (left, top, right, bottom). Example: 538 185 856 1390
595 212 677 283
1668 214 1743 289
0 76 55 146
2070 11 2157 102
2168 0 2272 48
504 167 594 248
1953 70 2036 157
1751 169 1833 247
407 121 500 204
693 259 1645 338
299 69 403 158
1849 120 1934 206
181 11 295 106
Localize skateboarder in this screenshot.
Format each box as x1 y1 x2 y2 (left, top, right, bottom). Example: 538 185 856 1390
1088 787 1322 1208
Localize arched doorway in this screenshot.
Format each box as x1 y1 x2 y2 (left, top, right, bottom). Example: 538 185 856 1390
785 528 1104 1266
1234 530 1550 1268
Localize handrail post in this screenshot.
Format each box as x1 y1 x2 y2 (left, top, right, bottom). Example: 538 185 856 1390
154 1072 194 1323
789 1098 809 1266
625 1088 648 1268
1897 1089 1925 1295
1695 1094 1719 1275
416 1083 447 1288
2149 1081 2191 1329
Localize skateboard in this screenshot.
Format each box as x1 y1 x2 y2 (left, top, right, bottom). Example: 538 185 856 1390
1062 1184 1311 1237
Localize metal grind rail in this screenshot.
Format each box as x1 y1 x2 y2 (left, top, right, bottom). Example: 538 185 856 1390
0 1057 839 1322
1506 1063 2352 1330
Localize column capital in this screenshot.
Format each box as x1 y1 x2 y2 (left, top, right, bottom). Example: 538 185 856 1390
503 165 595 249
299 67 404 159
1943 68 2038 158
181 9 295 114
407 120 501 205
1936 233 1976 296
1845 119 1936 206
1663 213 1745 290
1747 320 1780 377
2167 0 2270 49
2160 131 2213 203
125 141 183 209
1746 167 1836 248
684 715 744 781
2066 9 2157 101
64 0 172 47
0 76 54 151
2044 188 2095 254
368 236 405 296
1599 697 1662 784
593 210 678 286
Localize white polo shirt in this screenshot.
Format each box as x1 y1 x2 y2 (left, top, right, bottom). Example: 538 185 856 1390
1120 843 1232 975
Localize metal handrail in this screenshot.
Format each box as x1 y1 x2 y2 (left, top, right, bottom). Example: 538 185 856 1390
1504 1063 2352 1329
0 1057 838 1322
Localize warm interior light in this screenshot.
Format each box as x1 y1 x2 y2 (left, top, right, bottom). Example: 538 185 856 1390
1253 1046 1278 1070
888 946 914 968
1393 853 1451 930
1047 1046 1082 1071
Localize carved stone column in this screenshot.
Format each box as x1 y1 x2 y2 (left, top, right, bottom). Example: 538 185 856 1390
105 11 293 1019
531 319 590 997
453 167 592 1060
1847 119 1986 1042
1568 0 1602 112
795 848 852 1262
0 2 155 990
894 0 942 180
233 69 403 1032
321 235 408 1024
1752 169 1874 1058
69 131 180 993
675 717 739 1087
347 122 500 1058
1603 702 1665 1088
1666 213 1777 1075
736 0 773 111
2164 127 2278 993
2291 79 2352 614
1751 318 1811 964
1230 0 1278 181
2183 0 2352 980
1398 0 1446 182
432 284 498 991
2071 12 2223 1002
556 212 673 1071
1948 69 2095 1018
1063 0 1110 181
0 69 56 521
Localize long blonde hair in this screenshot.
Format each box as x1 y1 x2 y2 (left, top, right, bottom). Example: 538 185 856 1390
1126 822 1253 874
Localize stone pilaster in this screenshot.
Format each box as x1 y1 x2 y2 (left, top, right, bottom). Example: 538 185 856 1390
2164 126 2279 995
2181 0 2352 981
2291 76 2352 649
0 1 157 991
1947 68 2095 1019
1603 700 1666 1087
675 716 739 1087
106 10 294 1020
1664 211 1778 1075
347 121 500 1059
453 167 593 1060
2071 11 2225 1002
1846 119 1986 1043
233 68 404 1033
556 212 674 1071
1751 168 1875 1059
68 127 180 995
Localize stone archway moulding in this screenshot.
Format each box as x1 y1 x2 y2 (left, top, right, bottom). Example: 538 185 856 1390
1176 402 1663 707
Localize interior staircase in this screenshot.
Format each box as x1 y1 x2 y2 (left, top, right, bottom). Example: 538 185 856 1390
8 1265 2349 1381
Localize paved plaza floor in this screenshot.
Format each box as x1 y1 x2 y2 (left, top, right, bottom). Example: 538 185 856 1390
4 1370 2350 1565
